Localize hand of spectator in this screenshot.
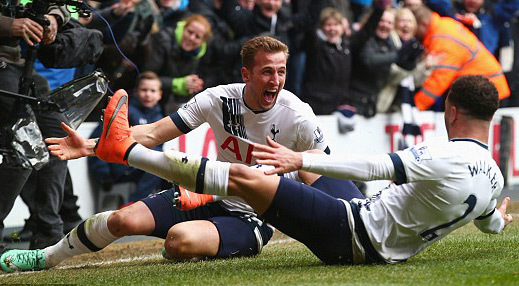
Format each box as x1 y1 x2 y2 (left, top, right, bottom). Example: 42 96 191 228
42 14 58 45
111 1 135 17
424 53 444 69
186 74 204 94
497 197 513 229
45 122 96 160
253 136 304 175
135 14 155 43
396 39 424 71
455 13 481 28
11 18 43 46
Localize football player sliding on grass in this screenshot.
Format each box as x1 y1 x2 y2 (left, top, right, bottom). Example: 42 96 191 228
2 74 513 271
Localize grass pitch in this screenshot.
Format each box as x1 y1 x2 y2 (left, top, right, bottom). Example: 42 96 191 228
1 216 519 285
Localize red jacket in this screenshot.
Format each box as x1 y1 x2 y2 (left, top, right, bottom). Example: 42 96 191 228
415 13 510 110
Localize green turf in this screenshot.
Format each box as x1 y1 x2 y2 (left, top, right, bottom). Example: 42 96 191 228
1 221 518 285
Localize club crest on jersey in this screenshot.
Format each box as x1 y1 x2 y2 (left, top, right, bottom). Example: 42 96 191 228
313 127 324 143
410 146 432 162
270 124 280 141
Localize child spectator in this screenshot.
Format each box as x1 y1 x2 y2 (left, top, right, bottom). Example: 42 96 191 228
88 72 167 204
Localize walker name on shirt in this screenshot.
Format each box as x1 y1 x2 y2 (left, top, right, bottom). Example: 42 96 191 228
468 160 499 191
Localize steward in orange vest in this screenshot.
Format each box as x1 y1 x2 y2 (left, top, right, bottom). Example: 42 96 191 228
413 7 510 111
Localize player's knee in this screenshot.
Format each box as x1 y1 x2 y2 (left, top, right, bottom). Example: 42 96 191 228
164 225 196 258
107 210 138 237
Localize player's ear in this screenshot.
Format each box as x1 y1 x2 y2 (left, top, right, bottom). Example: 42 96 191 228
241 67 250 83
449 104 458 124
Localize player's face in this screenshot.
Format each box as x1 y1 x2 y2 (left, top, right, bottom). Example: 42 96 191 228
136 79 162 109
181 21 208 52
242 49 287 111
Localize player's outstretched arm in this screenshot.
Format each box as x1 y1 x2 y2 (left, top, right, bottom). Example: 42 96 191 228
253 136 303 175
44 122 97 160
497 197 514 228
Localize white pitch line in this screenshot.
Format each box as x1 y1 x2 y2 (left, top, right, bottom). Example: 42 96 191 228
0 238 296 277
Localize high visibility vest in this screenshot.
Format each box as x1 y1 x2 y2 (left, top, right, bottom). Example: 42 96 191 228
415 13 510 111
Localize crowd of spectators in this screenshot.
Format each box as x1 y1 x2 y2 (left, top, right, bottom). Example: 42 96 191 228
70 0 519 123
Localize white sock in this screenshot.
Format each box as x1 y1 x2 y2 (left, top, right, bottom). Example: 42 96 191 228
283 170 302 182
203 160 231 197
44 211 118 268
128 145 231 196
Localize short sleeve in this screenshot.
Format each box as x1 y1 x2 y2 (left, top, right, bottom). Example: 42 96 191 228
175 90 215 130
295 104 329 152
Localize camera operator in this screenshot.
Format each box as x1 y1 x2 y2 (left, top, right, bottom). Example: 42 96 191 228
0 1 70 251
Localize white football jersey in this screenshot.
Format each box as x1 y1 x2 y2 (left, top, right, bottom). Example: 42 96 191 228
173 83 328 213
353 138 504 263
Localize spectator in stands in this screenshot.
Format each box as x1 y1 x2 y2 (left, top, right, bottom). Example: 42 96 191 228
304 2 389 109
156 0 190 29
402 0 423 11
348 8 398 118
197 0 249 87
427 0 519 55
89 0 156 92
350 0 373 22
219 0 325 85
88 72 166 203
413 6 510 111
299 8 354 115
377 7 427 114
143 14 211 114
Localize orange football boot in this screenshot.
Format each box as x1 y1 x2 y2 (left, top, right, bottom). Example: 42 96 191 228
173 185 216 211
94 89 137 165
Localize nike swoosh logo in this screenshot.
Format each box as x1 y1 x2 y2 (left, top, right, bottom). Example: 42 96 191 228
105 95 127 138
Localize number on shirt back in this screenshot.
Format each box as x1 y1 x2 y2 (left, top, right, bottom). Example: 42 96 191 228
419 195 477 241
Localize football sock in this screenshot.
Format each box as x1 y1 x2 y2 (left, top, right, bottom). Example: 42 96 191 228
127 145 230 197
44 211 118 268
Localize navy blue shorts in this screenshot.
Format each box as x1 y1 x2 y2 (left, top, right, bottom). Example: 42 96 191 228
141 189 273 258
262 176 365 265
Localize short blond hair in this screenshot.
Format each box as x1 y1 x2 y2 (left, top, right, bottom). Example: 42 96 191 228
319 7 345 27
240 36 289 70
395 8 417 35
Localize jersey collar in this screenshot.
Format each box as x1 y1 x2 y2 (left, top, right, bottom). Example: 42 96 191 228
242 86 271 114
450 138 488 150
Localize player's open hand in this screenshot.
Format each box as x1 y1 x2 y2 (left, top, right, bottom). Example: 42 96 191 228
497 197 513 228
44 122 95 160
253 136 303 175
